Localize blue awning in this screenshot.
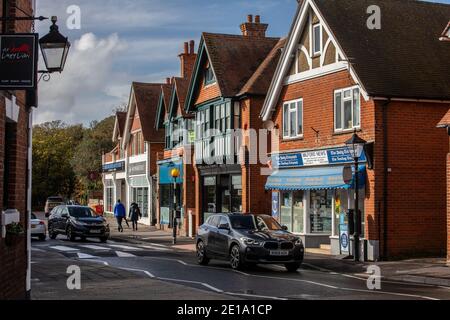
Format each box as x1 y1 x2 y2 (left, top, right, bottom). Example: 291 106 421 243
158 160 183 185
265 165 366 191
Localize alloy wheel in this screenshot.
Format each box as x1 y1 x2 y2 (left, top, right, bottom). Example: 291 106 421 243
230 245 240 269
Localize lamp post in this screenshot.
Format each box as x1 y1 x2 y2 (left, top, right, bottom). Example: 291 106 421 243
170 168 180 244
345 132 367 262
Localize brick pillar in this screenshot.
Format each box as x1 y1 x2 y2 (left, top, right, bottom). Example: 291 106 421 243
447 152 450 264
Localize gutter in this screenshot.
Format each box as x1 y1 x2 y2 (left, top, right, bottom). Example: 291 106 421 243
382 99 391 260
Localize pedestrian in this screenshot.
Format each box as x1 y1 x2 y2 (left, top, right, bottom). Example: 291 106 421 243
113 199 126 232
129 202 142 231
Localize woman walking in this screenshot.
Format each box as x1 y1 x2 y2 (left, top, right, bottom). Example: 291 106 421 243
129 202 142 231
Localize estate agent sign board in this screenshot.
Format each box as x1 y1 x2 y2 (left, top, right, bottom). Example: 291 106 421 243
0 34 39 90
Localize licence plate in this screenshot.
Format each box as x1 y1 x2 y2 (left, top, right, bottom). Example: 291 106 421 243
31 225 37 229
270 250 289 256
90 229 101 234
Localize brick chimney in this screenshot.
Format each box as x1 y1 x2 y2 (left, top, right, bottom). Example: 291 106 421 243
240 14 268 38
179 40 197 79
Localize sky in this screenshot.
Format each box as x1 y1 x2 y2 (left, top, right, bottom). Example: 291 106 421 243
35 0 450 125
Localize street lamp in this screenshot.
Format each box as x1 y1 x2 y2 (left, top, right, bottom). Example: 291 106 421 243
170 168 180 244
39 16 71 73
345 132 367 262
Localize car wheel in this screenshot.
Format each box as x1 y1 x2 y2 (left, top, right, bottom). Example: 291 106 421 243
67 226 76 241
230 244 245 270
196 240 210 266
49 225 57 240
100 237 108 243
285 262 301 272
39 235 46 241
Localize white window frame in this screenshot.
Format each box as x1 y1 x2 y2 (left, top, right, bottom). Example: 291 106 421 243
282 98 304 140
312 23 322 56
334 86 361 133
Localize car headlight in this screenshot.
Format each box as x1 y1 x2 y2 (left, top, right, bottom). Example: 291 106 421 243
295 238 303 246
241 237 264 247
73 220 87 226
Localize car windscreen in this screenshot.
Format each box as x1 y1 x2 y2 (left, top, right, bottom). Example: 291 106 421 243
255 215 283 231
229 216 256 230
68 207 94 218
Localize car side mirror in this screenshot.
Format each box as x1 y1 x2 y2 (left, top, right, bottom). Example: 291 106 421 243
281 225 288 231
219 223 230 231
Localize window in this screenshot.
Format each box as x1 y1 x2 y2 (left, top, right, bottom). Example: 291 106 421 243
165 123 171 149
204 65 215 85
312 23 322 55
214 103 231 134
334 87 361 132
280 191 304 233
282 99 303 139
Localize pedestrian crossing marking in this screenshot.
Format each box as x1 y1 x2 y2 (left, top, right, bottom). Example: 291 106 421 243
147 243 169 248
80 245 111 251
50 246 80 252
77 253 98 259
108 244 143 251
115 251 136 257
140 245 171 251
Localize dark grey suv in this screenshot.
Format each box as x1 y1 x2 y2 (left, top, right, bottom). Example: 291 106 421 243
196 214 304 272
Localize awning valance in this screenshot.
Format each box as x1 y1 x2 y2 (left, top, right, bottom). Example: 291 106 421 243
265 165 366 191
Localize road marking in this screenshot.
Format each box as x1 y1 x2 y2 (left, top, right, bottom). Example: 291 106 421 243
225 292 287 301
109 244 143 251
31 247 45 252
49 246 79 252
119 267 155 278
77 253 98 259
80 245 111 251
115 251 136 257
158 277 224 293
139 245 171 251
90 260 109 266
146 242 169 247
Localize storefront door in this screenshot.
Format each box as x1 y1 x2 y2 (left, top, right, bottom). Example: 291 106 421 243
310 190 333 234
280 191 304 234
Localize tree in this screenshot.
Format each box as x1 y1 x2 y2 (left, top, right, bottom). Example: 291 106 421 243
32 121 84 208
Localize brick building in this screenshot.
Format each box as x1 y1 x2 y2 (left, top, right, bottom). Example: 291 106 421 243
0 0 34 299
261 0 450 260
184 15 284 229
155 41 197 236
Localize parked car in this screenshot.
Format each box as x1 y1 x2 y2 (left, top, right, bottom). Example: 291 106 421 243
44 196 65 217
48 205 110 242
196 213 305 272
31 213 46 241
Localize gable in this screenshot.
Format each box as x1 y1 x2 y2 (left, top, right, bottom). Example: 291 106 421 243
194 58 221 106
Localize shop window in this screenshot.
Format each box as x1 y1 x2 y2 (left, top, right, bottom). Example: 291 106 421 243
280 191 304 233
160 184 172 207
3 121 16 210
282 99 303 139
132 187 148 218
203 176 217 222
310 190 333 234
334 87 360 132
231 175 242 213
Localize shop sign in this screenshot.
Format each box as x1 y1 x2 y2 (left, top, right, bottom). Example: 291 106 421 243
272 192 279 218
129 161 146 176
339 213 349 254
0 34 38 90
273 147 367 169
102 161 125 173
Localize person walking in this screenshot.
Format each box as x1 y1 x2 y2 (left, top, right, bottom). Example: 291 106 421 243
129 202 142 231
113 199 126 232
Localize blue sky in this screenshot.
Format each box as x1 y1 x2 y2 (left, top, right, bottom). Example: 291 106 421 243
35 0 450 125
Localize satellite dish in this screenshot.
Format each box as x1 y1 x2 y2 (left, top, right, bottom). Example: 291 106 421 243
263 120 275 131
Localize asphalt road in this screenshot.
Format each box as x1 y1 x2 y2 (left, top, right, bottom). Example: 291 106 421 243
30 235 450 300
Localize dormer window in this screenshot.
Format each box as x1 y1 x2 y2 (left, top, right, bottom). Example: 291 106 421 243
312 23 322 56
204 64 216 86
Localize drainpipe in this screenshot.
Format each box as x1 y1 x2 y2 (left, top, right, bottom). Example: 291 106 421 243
382 99 391 260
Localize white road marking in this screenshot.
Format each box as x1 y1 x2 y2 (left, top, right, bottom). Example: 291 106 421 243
115 251 136 258
77 253 98 259
109 244 143 251
119 267 155 278
146 242 168 247
31 247 45 252
90 260 109 266
158 277 224 293
139 245 171 251
225 292 287 301
49 246 79 252
80 245 111 251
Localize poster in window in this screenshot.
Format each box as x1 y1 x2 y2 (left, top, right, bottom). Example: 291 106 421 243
272 192 279 218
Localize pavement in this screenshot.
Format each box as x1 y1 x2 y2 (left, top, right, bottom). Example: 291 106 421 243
106 216 450 288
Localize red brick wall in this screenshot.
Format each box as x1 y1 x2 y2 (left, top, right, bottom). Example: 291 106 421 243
149 143 164 176
447 152 450 263
270 69 449 258
0 0 34 299
194 60 221 106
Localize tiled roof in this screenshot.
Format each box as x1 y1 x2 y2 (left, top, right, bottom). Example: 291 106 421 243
202 32 280 97
238 38 286 96
314 0 450 100
116 112 127 137
161 84 173 114
173 77 190 116
132 82 165 142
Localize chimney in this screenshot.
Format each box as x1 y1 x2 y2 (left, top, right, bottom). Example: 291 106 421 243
166 78 171 84
179 40 197 79
240 14 268 38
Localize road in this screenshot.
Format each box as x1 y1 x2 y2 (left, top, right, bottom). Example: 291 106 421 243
30 235 450 300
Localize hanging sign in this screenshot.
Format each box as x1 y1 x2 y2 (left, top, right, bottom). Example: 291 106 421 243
0 34 38 90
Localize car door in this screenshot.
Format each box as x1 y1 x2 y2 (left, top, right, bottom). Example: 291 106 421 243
206 216 220 255
215 216 231 257
60 206 70 232
50 207 61 231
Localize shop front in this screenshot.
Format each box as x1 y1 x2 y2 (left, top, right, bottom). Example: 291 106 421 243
266 147 367 254
128 161 150 225
102 160 126 214
198 165 243 224
158 159 183 229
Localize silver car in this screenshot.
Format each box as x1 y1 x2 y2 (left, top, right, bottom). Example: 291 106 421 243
31 213 46 241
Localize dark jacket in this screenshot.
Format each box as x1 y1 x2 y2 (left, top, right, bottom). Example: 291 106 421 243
129 203 141 221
